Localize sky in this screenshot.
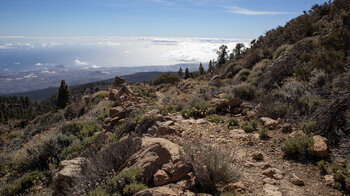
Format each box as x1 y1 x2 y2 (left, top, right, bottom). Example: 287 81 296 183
0 0 328 38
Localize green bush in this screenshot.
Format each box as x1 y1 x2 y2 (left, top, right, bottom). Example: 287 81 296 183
242 120 258 133
300 121 317 135
273 44 290 60
317 160 329 174
226 118 239 128
114 112 157 138
281 135 314 157
220 192 237 196
207 115 225 123
92 91 109 104
61 121 102 140
105 167 146 195
181 100 214 119
234 69 251 82
12 133 74 172
332 165 350 191
152 73 181 85
233 84 256 100
181 141 239 194
0 171 49 196
300 52 313 62
241 108 249 116
123 183 147 196
270 104 289 119
259 128 269 140
298 95 324 114
59 135 98 160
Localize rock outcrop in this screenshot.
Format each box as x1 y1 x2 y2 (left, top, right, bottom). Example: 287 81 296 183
312 135 329 158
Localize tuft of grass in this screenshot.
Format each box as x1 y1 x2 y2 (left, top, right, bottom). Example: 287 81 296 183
181 100 215 119
317 160 329 175
242 120 258 133
259 128 269 140
300 121 317 135
60 121 102 140
226 118 239 129
181 140 239 194
0 171 50 196
152 73 181 86
207 115 225 123
59 135 98 160
281 135 313 158
233 84 256 101
7 131 22 139
88 188 111 196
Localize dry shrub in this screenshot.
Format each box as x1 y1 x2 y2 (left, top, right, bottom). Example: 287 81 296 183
181 140 239 194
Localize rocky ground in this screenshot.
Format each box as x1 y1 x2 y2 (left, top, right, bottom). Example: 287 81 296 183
53 77 344 196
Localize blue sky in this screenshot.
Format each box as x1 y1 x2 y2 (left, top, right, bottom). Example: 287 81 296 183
0 0 328 39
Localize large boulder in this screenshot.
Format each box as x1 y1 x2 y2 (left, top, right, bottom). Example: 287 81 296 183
109 106 126 118
312 135 329 158
260 117 278 129
53 158 97 196
114 76 125 88
119 137 182 185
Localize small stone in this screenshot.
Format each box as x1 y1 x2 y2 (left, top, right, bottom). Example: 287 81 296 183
273 174 283 180
261 163 271 170
262 168 284 178
324 175 335 187
154 170 170 186
263 178 276 185
252 152 264 160
312 135 329 158
290 174 304 186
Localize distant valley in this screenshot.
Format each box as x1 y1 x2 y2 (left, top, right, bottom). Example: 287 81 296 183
0 63 203 96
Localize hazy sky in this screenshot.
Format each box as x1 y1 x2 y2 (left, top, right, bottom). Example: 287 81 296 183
0 0 328 38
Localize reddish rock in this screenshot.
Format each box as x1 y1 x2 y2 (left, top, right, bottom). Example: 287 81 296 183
312 135 329 158
154 170 170 186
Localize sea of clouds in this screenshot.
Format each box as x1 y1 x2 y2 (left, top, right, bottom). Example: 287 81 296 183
0 36 251 72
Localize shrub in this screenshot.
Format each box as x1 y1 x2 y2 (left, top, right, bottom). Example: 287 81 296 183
300 52 313 62
332 165 350 191
181 100 214 119
242 120 258 133
59 135 97 160
259 128 269 140
234 69 251 82
233 84 256 100
241 108 249 116
300 121 317 135
207 115 225 123
114 112 157 138
226 118 239 128
181 140 239 194
317 160 329 174
0 171 50 196
12 133 74 172
220 192 237 196
105 167 146 195
61 121 102 139
298 95 324 114
152 73 181 86
274 44 290 60
270 104 289 119
132 84 157 102
92 91 109 104
123 183 147 196
281 135 313 157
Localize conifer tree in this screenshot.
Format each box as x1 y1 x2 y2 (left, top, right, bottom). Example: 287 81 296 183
57 80 72 109
184 68 191 79
199 63 205 75
216 45 228 67
178 67 183 78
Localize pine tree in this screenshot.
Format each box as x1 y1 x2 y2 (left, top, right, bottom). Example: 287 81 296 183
199 63 205 75
184 68 191 79
178 67 183 78
216 45 228 67
57 80 72 109
234 43 245 56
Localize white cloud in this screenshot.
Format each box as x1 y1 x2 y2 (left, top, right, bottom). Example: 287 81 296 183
14 62 20 65
74 58 89 66
124 50 131 54
3 68 9 71
97 41 120 47
91 64 100 68
24 73 38 79
0 43 13 49
225 6 297 15
40 70 56 74
162 40 249 63
35 63 43 66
